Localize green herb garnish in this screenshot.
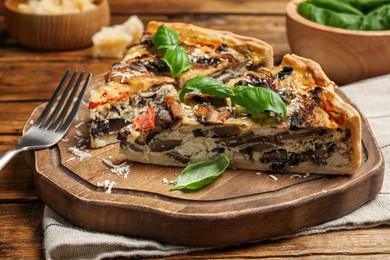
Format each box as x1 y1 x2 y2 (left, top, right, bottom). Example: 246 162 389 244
171 156 230 191
151 25 190 77
231 86 287 118
180 76 287 119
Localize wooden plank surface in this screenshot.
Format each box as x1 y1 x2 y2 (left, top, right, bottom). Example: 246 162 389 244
1 203 389 259
106 0 290 15
0 0 290 15
0 0 389 258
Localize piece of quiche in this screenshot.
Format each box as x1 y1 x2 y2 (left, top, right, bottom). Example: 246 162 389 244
89 21 273 147
89 21 362 174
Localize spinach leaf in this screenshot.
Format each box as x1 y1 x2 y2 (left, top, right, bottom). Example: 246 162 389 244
341 0 389 12
179 76 235 102
298 0 390 30
307 0 364 16
232 86 288 119
151 25 179 50
298 2 362 29
361 4 390 30
171 156 230 191
162 46 191 78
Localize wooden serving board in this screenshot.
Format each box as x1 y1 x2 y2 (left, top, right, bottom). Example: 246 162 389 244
28 76 384 247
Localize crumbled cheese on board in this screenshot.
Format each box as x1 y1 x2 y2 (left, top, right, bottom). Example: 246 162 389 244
103 158 131 178
68 146 92 161
65 157 76 163
268 174 278 181
75 122 85 129
290 174 303 179
97 179 116 194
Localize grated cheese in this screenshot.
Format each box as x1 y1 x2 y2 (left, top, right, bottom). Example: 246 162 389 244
268 174 278 181
75 122 85 129
65 157 76 163
68 146 92 161
103 158 131 178
97 179 116 194
290 174 303 179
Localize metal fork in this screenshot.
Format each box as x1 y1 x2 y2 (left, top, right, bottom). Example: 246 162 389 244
0 69 92 171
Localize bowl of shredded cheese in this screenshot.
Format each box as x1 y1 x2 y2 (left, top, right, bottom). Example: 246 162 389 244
5 0 110 50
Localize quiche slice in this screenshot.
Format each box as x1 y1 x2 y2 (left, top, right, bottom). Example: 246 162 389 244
89 21 273 148
89 21 362 174
118 53 361 174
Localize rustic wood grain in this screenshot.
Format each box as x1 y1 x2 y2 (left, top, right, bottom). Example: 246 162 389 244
0 102 42 133
0 0 290 15
0 203 388 259
159 227 390 259
0 136 37 201
107 0 289 15
0 203 44 259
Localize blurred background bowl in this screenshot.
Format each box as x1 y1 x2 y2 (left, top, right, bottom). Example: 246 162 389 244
4 0 110 50
286 0 390 85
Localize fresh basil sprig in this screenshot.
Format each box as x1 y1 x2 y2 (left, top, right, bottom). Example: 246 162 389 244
151 25 190 78
171 156 230 191
179 76 234 101
231 86 287 118
162 46 191 78
180 76 287 119
151 25 179 50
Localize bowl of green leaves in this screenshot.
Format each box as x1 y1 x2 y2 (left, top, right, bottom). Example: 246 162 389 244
286 0 390 85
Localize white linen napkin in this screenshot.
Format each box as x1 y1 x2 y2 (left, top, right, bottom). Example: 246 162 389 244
44 74 390 260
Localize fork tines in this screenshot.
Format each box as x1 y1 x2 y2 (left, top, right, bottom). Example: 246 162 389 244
34 69 92 132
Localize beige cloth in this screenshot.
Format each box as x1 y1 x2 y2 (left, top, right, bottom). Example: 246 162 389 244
44 74 390 260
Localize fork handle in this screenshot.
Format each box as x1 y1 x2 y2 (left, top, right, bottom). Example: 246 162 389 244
0 145 24 172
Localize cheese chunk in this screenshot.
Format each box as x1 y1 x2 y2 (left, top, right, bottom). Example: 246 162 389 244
92 16 144 59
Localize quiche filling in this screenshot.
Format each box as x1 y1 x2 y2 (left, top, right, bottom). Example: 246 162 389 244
88 21 361 174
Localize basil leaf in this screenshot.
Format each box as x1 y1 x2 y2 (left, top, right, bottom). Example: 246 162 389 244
171 156 230 191
151 25 179 50
232 86 287 119
179 76 235 102
162 46 191 78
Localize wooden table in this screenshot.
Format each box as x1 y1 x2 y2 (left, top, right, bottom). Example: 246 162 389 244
0 0 389 258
